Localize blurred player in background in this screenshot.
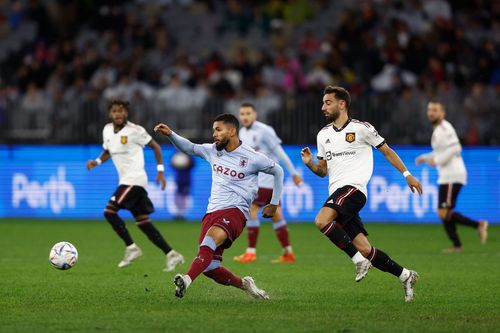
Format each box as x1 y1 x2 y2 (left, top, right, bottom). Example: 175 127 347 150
234 102 303 264
154 114 284 299
415 101 488 253
301 86 422 302
87 100 184 271
170 152 195 220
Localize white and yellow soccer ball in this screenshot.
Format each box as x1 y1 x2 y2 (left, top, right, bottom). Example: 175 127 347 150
49 242 78 270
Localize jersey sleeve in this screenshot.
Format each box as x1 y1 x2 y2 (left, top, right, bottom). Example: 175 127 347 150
192 144 213 161
254 151 277 174
134 125 153 147
362 122 385 148
102 127 109 150
316 132 325 160
261 127 282 150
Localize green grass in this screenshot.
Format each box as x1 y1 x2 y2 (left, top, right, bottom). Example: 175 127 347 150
0 219 498 333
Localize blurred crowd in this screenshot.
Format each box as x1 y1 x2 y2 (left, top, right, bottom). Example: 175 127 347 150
0 0 498 145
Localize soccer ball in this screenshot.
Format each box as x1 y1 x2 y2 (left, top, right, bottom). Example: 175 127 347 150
49 241 78 270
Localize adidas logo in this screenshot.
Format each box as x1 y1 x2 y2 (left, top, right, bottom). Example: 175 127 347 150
325 139 331 144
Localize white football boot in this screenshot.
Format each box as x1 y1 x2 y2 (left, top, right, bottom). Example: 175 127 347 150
242 276 269 300
174 274 191 298
164 250 185 272
355 258 372 282
402 270 419 302
118 243 143 268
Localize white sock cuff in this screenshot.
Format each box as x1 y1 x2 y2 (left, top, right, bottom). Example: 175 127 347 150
247 219 260 228
273 220 287 230
184 275 192 286
203 260 221 272
351 251 365 264
200 236 217 251
399 268 411 282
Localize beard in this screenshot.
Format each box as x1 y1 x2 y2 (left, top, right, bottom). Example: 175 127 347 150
325 109 340 123
429 117 440 125
215 139 229 151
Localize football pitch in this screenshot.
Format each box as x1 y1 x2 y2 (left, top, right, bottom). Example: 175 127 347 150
0 219 498 333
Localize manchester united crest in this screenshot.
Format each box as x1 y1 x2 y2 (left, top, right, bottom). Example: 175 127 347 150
120 136 128 144
345 132 355 143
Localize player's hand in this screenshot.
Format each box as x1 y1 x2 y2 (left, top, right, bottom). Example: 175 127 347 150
292 174 304 187
415 156 426 165
427 158 436 167
301 147 312 166
407 175 423 195
262 204 278 218
156 172 166 190
86 160 98 170
154 123 172 136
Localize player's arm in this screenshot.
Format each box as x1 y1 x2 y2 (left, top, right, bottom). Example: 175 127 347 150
87 150 110 170
415 152 435 166
378 143 423 195
154 123 208 159
300 147 327 177
146 139 166 190
271 144 303 186
260 163 284 218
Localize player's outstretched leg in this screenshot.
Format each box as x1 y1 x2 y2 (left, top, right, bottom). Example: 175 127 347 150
234 219 259 263
104 205 134 246
103 206 142 267
271 220 296 263
204 264 243 288
320 221 371 281
478 220 488 244
135 216 184 270
365 246 419 301
441 213 463 253
136 216 172 253
242 277 269 300
174 235 216 298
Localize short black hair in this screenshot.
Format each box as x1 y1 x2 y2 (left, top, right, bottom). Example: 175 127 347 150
240 102 256 110
323 86 351 109
213 113 240 130
108 100 130 111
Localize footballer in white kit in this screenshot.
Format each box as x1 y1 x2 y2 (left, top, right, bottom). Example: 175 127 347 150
235 102 303 264
154 113 284 299
301 86 422 302
416 101 488 252
87 100 184 271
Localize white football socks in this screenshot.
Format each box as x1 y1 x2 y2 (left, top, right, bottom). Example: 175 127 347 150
351 251 366 264
399 268 410 282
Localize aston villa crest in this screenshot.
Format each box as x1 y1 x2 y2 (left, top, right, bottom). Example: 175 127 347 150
345 132 355 143
240 157 248 168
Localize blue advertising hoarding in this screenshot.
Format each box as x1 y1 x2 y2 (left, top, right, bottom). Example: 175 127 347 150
0 145 498 223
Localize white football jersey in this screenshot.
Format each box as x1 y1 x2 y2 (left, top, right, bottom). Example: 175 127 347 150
431 120 467 184
102 121 152 188
192 142 277 217
316 119 385 197
239 121 282 189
